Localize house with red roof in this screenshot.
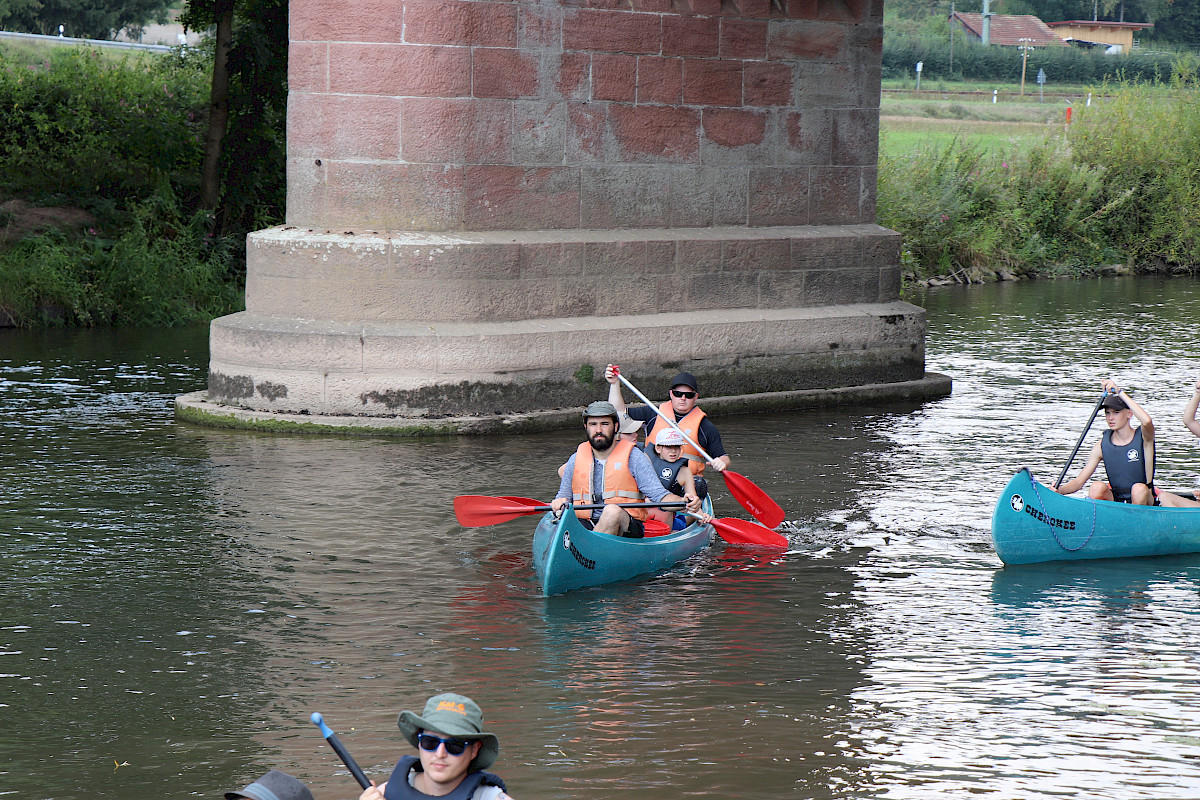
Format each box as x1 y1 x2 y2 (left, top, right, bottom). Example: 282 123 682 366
950 12 1069 47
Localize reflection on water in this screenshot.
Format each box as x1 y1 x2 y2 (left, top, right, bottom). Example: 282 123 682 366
7 277 1200 798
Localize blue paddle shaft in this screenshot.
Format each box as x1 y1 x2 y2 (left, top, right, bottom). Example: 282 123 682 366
310 712 371 789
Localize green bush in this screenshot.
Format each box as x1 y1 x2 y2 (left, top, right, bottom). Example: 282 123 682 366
884 33 1177 84
0 46 208 204
879 62 1200 278
0 193 243 326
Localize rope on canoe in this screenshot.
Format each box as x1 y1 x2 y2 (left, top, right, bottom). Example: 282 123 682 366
1029 477 1097 552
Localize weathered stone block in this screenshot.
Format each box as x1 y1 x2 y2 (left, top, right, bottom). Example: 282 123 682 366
473 48 541 98
683 58 743 106
328 42 472 96
464 166 582 229
287 41 329 91
555 52 592 99
667 166 715 227
701 108 769 165
744 61 793 106
723 237 790 272
719 18 767 59
748 167 810 226
288 93 402 161
513 101 568 165
662 14 720 57
768 20 847 61
291 0 403 42
831 107 879 165
563 8 662 53
609 104 701 162
400 98 513 164
592 53 638 101
580 167 672 228
403 0 518 47
636 56 683 104
810 165 862 225
688 271 760 309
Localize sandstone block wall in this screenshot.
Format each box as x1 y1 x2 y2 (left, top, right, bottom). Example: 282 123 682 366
286 0 883 233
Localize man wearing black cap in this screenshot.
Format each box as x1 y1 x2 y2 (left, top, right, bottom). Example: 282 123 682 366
1054 378 1157 504
603 365 732 491
550 400 696 537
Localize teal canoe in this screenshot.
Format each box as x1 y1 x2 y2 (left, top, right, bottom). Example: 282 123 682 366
532 499 715 595
992 467 1200 565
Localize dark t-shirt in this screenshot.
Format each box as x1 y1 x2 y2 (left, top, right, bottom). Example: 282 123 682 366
627 405 728 459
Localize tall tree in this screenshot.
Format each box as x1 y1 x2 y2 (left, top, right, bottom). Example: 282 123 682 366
181 0 287 237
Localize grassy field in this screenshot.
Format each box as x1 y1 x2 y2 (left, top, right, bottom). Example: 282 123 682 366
879 90 1072 157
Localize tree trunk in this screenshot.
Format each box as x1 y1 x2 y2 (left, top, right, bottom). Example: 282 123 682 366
199 2 235 213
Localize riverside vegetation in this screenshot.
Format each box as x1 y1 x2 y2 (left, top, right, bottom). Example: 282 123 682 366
880 56 1200 285
0 32 282 328
1 43 1199 326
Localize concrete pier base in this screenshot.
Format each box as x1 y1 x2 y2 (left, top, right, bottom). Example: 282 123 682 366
178 0 951 433
178 372 952 437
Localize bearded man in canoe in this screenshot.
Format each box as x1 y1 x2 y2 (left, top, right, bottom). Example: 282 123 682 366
604 364 730 500
550 401 700 537
1054 378 1157 505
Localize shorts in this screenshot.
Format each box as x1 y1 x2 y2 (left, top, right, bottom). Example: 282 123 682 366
580 515 645 538
622 517 646 539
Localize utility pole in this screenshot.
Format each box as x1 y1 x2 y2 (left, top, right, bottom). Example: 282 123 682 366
1019 38 1032 95
949 2 955 73
982 0 992 45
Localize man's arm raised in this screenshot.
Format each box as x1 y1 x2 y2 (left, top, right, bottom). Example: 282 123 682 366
605 364 627 415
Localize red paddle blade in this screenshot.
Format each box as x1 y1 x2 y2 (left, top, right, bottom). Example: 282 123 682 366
721 470 785 529
498 496 543 506
454 495 550 527
709 517 788 549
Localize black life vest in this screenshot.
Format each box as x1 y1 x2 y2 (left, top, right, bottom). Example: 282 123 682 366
646 450 685 495
383 755 507 800
1101 427 1154 500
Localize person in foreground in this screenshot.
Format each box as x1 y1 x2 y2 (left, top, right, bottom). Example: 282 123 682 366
357 693 512 800
551 400 699 537
225 770 314 800
604 365 730 501
1053 379 1156 505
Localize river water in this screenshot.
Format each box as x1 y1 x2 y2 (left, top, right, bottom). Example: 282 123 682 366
6 276 1200 800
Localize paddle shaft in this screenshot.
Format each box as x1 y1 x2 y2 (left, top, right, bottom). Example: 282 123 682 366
1054 394 1107 489
615 372 718 466
311 713 371 789
559 501 685 511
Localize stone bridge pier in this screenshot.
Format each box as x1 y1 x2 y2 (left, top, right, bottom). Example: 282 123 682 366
179 0 948 434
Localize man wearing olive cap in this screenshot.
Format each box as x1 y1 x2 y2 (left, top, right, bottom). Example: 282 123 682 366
357 693 513 800
551 400 699 537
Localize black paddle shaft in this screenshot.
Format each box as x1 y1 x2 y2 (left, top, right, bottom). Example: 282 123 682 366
1054 394 1107 489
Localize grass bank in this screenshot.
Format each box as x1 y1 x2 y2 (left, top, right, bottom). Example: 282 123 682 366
0 41 250 327
877 64 1200 283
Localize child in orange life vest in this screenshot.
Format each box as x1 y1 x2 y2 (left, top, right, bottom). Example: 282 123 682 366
645 428 700 530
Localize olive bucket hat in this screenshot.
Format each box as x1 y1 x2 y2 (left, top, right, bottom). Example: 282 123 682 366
397 693 499 772
224 770 314 800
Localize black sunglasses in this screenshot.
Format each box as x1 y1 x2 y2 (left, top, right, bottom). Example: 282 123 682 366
417 733 472 756
670 390 697 399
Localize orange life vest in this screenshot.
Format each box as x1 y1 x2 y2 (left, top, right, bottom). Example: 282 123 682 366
646 405 708 476
570 439 646 520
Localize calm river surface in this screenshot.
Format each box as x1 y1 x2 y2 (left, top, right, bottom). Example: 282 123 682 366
7 276 1200 799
